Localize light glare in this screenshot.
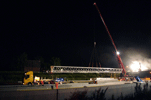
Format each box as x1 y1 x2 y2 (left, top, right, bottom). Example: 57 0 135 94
130 61 148 72
116 51 120 55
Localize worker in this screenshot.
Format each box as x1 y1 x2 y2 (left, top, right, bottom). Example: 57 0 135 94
41 80 44 86
51 84 53 89
55 82 58 89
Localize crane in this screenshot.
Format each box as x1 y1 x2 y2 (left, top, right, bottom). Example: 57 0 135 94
93 2 127 76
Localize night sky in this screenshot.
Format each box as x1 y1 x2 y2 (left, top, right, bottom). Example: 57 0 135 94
1 1 151 70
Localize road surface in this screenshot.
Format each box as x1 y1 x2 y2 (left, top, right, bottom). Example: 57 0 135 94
0 81 150 100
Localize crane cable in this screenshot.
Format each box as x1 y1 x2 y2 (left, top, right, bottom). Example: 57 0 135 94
89 7 101 67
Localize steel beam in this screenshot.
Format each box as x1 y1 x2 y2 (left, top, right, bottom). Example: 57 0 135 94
51 66 122 73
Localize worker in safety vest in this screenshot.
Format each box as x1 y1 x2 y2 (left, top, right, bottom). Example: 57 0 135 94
41 80 44 86
55 82 58 89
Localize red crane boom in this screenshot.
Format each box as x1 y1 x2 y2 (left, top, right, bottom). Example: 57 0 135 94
93 2 126 75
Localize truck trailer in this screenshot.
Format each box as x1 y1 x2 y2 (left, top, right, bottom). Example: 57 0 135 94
23 71 64 85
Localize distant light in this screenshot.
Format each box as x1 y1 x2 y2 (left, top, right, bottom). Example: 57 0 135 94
116 51 120 55
130 61 148 72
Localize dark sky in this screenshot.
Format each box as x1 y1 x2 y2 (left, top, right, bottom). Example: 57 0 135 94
1 1 151 69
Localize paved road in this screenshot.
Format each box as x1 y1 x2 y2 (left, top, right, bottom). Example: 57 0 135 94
0 82 150 100
0 81 127 91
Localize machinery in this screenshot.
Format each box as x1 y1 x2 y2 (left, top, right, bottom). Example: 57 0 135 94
55 78 64 82
93 2 127 77
23 71 44 85
23 71 65 85
93 3 147 83
23 71 34 85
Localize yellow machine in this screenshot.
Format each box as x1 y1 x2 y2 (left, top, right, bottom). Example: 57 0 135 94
23 71 34 85
23 71 42 85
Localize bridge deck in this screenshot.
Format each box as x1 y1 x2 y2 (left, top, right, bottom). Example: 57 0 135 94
51 66 122 73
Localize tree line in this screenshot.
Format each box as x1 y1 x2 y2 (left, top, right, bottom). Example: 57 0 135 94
9 52 61 71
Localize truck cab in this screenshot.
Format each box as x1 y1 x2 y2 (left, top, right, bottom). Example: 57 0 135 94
23 71 33 85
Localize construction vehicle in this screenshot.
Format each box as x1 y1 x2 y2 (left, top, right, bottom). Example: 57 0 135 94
93 3 147 83
23 71 44 85
93 2 127 77
23 71 33 85
55 78 64 82
23 71 65 85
